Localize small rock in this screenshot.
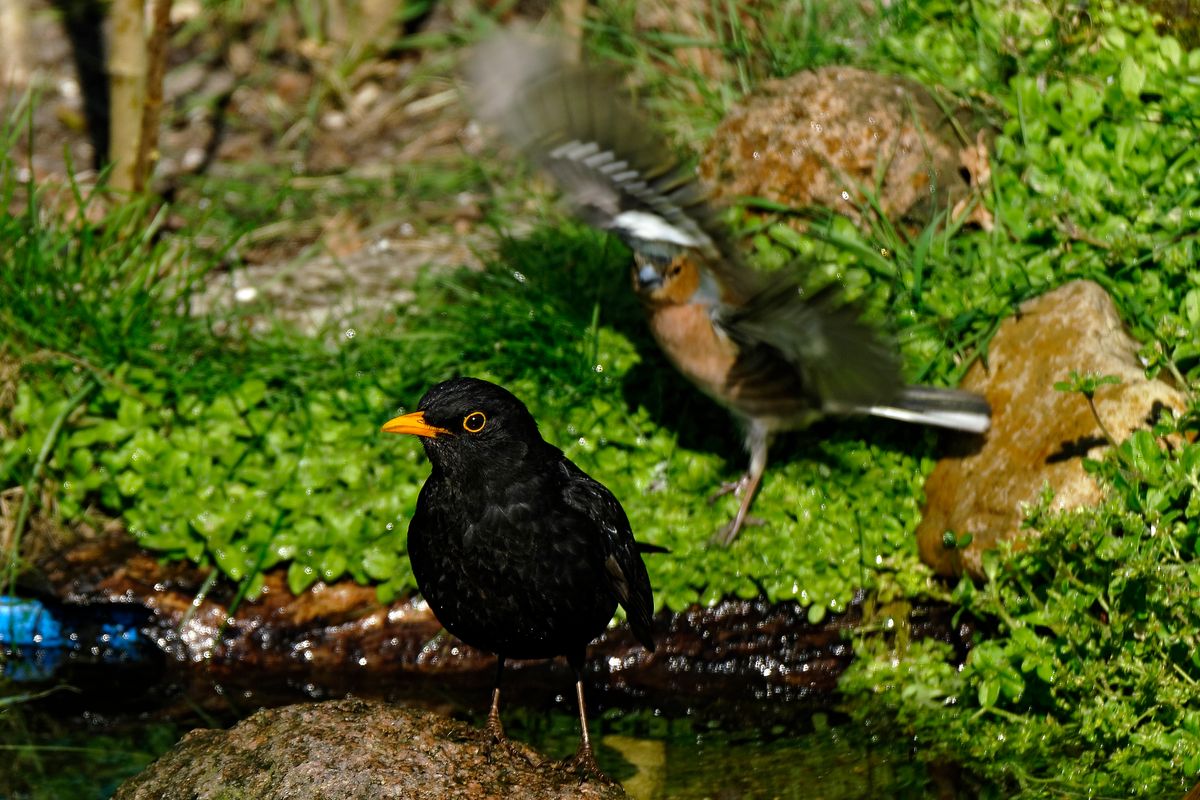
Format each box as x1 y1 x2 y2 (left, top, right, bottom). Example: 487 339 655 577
310 137 353 172
322 110 349 132
274 69 314 107
57 77 81 102
350 82 383 120
700 67 976 227
201 69 237 101
321 210 365 258
917 280 1187 578
181 146 207 172
169 0 202 24
227 41 255 77
113 699 627 800
215 129 263 163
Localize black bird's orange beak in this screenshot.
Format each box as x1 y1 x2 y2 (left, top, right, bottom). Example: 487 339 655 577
381 411 450 438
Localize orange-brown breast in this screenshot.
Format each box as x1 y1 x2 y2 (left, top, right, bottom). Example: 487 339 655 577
643 301 739 405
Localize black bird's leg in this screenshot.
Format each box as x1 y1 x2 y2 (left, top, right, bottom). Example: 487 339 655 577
562 657 614 783
572 676 597 767
483 656 539 766
487 656 506 742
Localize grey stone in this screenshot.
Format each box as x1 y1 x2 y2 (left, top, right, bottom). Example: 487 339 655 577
114 699 627 800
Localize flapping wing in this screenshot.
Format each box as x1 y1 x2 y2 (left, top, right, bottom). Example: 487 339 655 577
718 279 903 416
465 30 758 300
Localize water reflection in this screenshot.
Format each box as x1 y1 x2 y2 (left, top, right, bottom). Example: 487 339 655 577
2 597 934 800
0 653 935 800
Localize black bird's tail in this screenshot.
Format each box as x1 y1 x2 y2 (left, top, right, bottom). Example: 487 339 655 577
860 385 991 434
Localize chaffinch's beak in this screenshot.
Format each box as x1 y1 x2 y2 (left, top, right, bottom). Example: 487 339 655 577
635 263 663 291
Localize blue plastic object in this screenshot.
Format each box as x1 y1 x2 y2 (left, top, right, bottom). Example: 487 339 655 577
0 596 65 647
1 596 146 682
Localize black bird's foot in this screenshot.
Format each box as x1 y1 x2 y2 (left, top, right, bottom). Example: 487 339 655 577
484 732 541 768
485 708 541 767
491 738 542 767
486 704 505 743
560 744 615 785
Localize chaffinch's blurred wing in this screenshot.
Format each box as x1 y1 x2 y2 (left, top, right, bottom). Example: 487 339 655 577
465 30 758 300
718 281 903 417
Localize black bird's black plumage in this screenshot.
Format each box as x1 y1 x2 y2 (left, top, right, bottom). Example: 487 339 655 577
382 377 655 775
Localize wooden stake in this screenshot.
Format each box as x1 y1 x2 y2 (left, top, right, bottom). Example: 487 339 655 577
107 0 147 191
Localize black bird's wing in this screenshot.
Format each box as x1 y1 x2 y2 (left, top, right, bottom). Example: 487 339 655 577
558 460 656 653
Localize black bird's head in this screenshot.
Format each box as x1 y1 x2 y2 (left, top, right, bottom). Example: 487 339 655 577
381 377 546 475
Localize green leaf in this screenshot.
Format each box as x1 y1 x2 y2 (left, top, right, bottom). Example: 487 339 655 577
977 679 1000 709
362 546 400 581
287 561 318 596
1119 56 1146 99
320 548 347 582
235 378 268 408
1184 289 1200 325
1159 36 1182 67
117 470 145 497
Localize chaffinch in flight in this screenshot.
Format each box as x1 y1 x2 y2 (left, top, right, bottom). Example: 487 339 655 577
466 31 991 544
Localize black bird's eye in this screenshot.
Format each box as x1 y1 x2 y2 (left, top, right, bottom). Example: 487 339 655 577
463 411 487 433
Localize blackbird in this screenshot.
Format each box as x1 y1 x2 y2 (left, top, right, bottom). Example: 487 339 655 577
381 377 655 777
466 31 991 543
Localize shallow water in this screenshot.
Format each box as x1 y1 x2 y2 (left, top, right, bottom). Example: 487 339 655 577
0 661 934 800
0 592 943 799
507 708 928 799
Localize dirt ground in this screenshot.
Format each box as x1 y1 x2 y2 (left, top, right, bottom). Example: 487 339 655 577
4 0 503 330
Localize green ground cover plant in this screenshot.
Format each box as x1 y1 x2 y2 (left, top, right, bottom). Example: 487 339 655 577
820 1 1199 797
0 205 936 613
2 0 1199 796
843 406 1200 797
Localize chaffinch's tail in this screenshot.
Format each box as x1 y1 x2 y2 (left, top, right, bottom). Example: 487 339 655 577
861 385 992 433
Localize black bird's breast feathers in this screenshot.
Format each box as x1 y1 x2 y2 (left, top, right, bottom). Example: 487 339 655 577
407 446 655 662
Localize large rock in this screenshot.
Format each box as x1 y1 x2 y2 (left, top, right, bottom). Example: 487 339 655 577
699 66 981 228
918 280 1188 578
114 699 626 800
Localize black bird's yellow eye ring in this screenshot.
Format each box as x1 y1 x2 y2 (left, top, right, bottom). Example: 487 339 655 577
463 411 487 433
